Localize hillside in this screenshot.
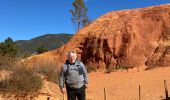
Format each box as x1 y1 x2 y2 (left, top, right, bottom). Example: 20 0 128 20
26 4 170 69
15 33 73 54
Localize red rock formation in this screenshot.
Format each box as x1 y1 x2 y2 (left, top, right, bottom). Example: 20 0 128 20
27 4 170 69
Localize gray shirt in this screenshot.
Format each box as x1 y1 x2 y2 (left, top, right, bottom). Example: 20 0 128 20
59 60 88 89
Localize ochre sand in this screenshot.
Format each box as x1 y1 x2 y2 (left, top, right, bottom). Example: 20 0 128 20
86 67 170 100
55 67 170 100
1 67 170 100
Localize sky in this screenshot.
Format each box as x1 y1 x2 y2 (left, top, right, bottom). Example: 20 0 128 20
0 0 170 42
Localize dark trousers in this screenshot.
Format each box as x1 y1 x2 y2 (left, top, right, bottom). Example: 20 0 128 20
66 85 85 100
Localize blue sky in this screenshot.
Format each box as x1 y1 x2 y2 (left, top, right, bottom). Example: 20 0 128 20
0 0 170 42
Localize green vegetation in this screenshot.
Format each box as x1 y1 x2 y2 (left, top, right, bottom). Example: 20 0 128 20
0 55 60 96
15 33 73 55
0 37 18 57
0 37 19 71
105 65 135 73
70 0 90 30
36 46 48 54
0 37 61 96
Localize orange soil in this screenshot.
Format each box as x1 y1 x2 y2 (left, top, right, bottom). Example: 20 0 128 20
86 67 170 100
1 67 170 100
51 67 170 100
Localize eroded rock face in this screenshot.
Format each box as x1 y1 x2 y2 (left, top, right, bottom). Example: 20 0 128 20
146 38 170 67
27 4 170 69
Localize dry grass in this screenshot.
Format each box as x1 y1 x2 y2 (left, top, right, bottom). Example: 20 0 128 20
31 59 60 84
0 55 18 71
0 66 43 95
85 64 96 73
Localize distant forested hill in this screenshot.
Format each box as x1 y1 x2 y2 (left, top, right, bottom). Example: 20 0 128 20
15 33 73 54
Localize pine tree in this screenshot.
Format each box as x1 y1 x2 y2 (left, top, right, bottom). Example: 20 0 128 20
0 37 18 57
37 46 48 54
70 0 90 30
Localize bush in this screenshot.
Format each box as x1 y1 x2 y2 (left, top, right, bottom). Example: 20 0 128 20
0 55 18 71
105 66 115 73
105 64 135 73
115 65 134 72
85 64 96 73
0 66 43 95
36 46 48 54
36 66 59 84
0 37 18 57
33 60 60 84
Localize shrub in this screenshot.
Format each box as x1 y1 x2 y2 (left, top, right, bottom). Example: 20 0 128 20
36 66 59 84
0 55 18 71
36 46 48 54
115 65 134 72
0 66 43 95
105 64 135 73
85 64 96 73
105 66 115 73
0 37 18 57
33 60 60 84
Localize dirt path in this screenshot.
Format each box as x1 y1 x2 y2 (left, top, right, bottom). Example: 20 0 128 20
86 67 170 100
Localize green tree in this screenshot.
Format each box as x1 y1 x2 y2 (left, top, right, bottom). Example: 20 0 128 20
37 46 48 54
0 37 18 57
70 0 90 30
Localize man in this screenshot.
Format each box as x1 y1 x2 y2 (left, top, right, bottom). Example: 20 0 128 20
59 51 88 100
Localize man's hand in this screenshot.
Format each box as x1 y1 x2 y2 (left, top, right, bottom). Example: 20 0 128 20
85 84 88 89
60 88 65 94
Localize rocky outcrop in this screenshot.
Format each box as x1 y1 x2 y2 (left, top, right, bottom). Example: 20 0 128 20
146 35 170 67
27 4 170 69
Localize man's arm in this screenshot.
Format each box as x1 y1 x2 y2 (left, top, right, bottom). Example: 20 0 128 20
81 62 88 85
59 66 65 93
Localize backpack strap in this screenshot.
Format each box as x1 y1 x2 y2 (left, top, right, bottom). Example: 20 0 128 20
64 60 70 77
64 64 70 77
64 60 82 77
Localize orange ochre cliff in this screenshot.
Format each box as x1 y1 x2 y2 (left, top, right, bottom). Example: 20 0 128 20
26 4 170 69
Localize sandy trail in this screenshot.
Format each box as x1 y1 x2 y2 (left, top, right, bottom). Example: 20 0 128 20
86 67 170 100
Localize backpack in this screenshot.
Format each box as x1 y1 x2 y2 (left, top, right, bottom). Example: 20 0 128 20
64 60 83 77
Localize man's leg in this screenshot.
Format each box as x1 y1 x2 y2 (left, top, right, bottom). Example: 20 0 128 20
66 86 76 100
77 85 85 100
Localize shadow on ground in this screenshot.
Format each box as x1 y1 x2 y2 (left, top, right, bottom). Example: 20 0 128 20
162 97 170 100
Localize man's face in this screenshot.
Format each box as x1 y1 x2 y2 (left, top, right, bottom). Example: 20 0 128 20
68 53 77 64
